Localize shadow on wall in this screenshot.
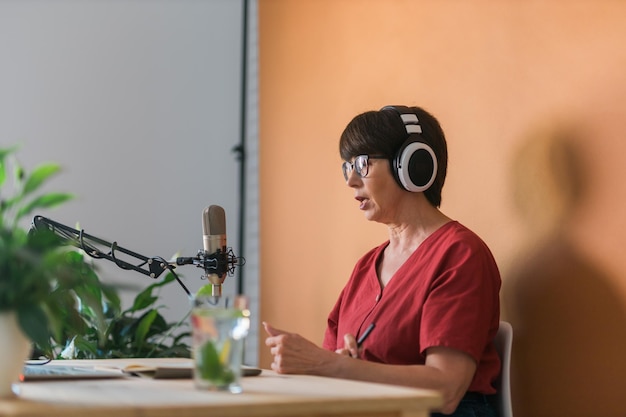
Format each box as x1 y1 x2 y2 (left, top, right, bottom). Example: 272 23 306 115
503 123 626 417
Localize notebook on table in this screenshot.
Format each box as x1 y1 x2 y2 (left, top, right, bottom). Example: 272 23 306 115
122 363 262 379
21 364 125 381
21 363 262 381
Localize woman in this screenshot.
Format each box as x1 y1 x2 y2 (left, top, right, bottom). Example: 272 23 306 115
264 105 501 417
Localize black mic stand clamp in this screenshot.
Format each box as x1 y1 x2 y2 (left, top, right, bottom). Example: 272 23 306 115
175 247 243 297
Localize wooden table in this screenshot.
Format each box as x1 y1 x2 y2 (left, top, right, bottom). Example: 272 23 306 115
0 358 442 417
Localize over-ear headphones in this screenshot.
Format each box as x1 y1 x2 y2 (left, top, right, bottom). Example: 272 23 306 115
381 105 438 193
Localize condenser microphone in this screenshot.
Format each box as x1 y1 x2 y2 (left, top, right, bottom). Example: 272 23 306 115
202 205 228 296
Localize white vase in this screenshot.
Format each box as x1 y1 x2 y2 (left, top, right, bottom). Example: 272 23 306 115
0 311 32 398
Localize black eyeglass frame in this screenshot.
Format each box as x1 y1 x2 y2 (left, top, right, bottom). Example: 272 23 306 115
342 154 387 181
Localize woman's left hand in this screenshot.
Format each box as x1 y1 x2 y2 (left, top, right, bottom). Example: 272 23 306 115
336 333 359 358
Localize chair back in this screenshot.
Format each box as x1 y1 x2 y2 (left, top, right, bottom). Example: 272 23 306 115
494 321 513 417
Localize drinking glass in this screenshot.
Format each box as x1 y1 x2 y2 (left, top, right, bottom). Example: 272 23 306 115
190 295 250 393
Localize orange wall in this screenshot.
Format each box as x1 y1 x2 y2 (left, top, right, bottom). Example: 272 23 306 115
259 2 626 416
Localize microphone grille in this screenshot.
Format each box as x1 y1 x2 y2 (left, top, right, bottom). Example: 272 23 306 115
203 205 226 235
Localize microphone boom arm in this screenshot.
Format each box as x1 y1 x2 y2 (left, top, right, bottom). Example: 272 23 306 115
31 216 244 297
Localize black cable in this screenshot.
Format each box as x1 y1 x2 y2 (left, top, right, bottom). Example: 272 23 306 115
152 256 192 298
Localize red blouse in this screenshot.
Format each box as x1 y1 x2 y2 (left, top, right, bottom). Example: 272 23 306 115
323 221 501 394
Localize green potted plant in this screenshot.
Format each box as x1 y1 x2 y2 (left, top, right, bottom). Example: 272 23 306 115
54 271 192 360
0 146 106 397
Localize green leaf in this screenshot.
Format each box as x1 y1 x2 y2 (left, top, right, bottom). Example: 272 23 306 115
126 273 176 314
102 285 122 314
129 288 158 312
0 148 18 191
144 312 168 339
72 336 99 358
196 284 215 297
198 340 233 383
22 163 62 195
15 192 73 220
74 285 107 345
160 273 176 285
17 304 50 350
13 161 25 184
0 160 6 188
0 147 16 161
135 309 158 350
111 316 137 345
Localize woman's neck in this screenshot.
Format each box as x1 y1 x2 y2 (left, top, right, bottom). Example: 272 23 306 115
386 204 451 254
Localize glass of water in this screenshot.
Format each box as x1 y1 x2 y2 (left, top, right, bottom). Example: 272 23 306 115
190 295 250 393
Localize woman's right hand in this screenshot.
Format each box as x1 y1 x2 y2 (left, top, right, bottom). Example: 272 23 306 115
263 321 344 374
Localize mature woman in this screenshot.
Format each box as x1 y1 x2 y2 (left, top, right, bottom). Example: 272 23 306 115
263 105 501 417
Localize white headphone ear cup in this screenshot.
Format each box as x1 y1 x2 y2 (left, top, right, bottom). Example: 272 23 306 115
396 142 437 193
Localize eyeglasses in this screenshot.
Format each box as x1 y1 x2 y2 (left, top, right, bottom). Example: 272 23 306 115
342 155 386 181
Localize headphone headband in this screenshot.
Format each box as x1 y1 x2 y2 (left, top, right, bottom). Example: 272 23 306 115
380 105 437 193
382 105 422 132
399 114 422 134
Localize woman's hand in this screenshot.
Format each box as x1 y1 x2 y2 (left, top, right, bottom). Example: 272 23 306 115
263 322 344 375
335 333 359 358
